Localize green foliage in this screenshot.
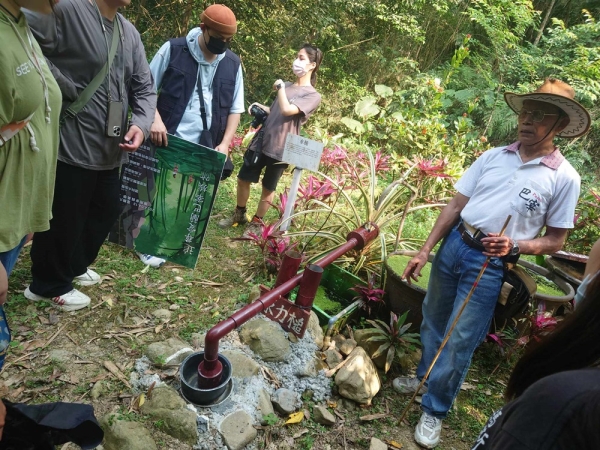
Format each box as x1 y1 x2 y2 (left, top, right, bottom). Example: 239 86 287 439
364 311 421 373
262 413 279 426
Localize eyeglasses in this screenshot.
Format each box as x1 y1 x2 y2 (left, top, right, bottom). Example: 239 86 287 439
518 109 560 122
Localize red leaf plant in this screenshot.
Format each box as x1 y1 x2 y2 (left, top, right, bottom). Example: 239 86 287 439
351 275 386 315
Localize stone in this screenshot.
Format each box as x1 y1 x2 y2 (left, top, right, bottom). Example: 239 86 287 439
140 386 198 444
296 358 319 377
339 397 357 411
248 285 262 303
271 388 300 415
221 349 261 378
354 328 386 369
101 414 157 450
169 304 180 310
312 405 336 426
370 437 388 450
145 337 194 366
287 332 299 343
151 309 172 322
332 334 346 350
335 347 381 405
239 319 290 362
191 332 206 348
339 338 357 356
90 380 105 400
324 349 344 369
48 349 71 363
257 388 275 423
219 410 257 450
307 311 324 348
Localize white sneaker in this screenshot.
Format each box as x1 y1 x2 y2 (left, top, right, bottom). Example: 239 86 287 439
136 252 166 268
393 376 428 395
415 412 442 448
24 287 91 312
74 268 102 286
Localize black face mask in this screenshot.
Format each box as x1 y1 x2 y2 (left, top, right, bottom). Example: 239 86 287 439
204 31 228 55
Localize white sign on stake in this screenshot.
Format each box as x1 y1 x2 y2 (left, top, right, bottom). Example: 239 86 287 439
281 134 324 172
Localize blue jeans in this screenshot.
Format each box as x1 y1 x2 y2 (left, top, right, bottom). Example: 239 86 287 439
417 227 504 418
0 235 27 371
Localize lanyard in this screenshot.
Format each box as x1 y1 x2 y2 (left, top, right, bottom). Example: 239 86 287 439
92 1 123 101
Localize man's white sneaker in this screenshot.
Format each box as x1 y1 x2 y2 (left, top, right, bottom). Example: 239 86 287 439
24 287 91 312
74 268 102 286
393 376 428 395
414 412 442 449
137 252 166 268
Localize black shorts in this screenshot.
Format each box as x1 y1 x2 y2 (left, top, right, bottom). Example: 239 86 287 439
238 150 288 192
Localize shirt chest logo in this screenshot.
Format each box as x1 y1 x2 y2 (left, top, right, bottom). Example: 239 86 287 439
16 61 34 77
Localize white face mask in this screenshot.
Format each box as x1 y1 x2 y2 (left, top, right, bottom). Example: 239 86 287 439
292 58 309 77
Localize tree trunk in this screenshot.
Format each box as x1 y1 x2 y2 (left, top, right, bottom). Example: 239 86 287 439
533 0 557 46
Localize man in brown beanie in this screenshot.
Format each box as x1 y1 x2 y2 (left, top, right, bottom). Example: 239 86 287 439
134 4 244 267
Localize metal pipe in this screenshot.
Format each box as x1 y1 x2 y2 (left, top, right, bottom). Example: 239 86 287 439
199 224 379 386
274 250 302 291
295 264 324 309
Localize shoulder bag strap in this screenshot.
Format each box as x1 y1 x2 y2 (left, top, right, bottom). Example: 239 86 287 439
62 19 121 121
196 70 209 130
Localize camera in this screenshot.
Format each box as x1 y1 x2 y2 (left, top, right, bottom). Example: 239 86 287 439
250 104 268 128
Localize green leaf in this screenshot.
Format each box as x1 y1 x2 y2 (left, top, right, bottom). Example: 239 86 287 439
375 84 394 98
385 345 395 373
340 117 364 134
366 335 390 343
354 96 380 118
371 342 392 359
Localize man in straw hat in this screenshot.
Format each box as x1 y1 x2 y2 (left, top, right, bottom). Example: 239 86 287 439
132 4 244 267
394 78 590 448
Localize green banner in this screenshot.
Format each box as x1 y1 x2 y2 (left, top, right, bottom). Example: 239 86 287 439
110 135 226 268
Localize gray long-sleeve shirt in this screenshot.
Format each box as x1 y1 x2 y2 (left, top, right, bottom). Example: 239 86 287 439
25 0 156 170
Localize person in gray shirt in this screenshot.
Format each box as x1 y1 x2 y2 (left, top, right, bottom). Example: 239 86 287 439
23 0 156 311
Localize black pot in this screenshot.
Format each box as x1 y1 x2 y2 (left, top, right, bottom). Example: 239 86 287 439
180 352 232 406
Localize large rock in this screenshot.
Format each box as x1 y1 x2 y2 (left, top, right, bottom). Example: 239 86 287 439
306 311 324 348
239 319 290 362
219 410 257 450
140 386 197 444
221 349 260 378
146 337 194 366
335 347 381 405
354 328 386 369
271 388 300 415
339 338 357 356
313 405 336 426
101 414 157 450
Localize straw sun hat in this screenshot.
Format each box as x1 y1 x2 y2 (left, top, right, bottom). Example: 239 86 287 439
504 78 591 138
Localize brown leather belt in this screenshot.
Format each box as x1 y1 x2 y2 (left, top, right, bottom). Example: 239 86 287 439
458 221 486 252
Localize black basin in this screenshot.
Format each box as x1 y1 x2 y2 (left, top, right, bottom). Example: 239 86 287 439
180 352 232 405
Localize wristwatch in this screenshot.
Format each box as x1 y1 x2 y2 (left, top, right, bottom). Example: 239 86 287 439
509 239 520 256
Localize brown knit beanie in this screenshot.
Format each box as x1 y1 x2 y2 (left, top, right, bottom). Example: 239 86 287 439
201 4 237 35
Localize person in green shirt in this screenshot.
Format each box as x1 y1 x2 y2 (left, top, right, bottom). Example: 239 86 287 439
0 0 61 377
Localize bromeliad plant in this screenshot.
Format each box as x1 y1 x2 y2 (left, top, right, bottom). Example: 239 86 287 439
364 311 421 373
350 275 385 316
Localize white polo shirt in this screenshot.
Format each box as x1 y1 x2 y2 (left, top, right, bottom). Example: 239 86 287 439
456 142 580 240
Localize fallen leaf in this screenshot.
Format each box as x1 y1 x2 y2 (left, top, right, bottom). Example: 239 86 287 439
155 325 163 334
157 283 168 290
38 316 50 325
48 313 59 325
174 276 184 282
292 428 309 438
103 296 114 308
285 411 304 424
387 440 403 449
138 393 145 407
359 413 387 422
